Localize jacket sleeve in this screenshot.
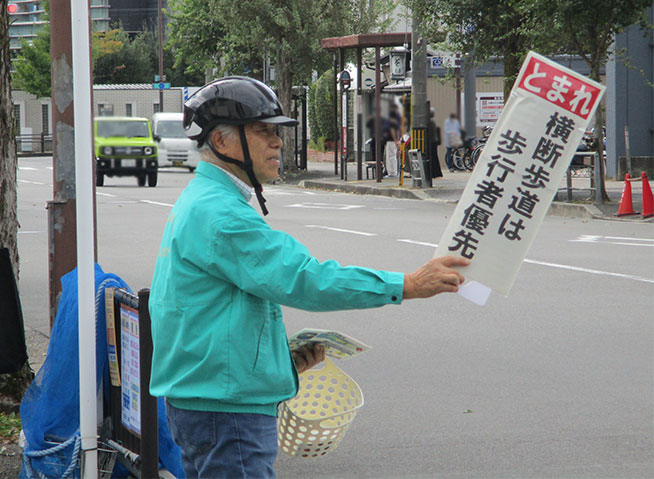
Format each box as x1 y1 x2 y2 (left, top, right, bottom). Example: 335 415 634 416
204 209 404 312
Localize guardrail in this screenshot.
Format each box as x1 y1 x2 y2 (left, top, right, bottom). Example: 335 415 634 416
16 133 53 156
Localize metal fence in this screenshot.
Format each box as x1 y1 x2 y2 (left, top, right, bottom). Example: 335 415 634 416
16 133 53 156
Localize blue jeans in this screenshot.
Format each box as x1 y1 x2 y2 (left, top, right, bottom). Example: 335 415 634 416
445 147 455 170
165 401 278 479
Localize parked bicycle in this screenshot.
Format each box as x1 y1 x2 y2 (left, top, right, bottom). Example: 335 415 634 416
451 125 493 171
466 125 493 170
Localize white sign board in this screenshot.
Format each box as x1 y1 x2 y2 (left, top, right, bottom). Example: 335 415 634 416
477 93 504 126
435 51 605 299
120 304 141 435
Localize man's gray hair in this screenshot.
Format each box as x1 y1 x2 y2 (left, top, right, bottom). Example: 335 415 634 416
198 124 238 154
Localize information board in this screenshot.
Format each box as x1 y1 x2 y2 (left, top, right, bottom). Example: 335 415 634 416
120 304 141 435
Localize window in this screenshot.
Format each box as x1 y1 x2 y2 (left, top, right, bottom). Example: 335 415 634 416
41 103 50 134
13 104 20 133
98 104 114 116
125 103 133 116
153 103 161 114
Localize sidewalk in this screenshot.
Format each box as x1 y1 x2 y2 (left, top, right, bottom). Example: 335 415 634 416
294 160 654 222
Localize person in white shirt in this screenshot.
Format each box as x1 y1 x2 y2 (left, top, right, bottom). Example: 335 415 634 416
443 113 461 171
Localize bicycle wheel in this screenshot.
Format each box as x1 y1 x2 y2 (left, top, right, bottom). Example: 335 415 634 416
452 147 466 170
469 145 483 169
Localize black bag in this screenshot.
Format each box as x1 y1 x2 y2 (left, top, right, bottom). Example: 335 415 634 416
0 247 28 373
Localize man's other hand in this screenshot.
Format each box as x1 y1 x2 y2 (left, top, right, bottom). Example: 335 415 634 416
292 344 326 374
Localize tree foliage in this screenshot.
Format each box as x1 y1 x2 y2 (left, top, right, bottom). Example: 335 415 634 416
165 0 395 170
541 0 652 200
12 18 202 98
12 13 52 97
308 68 337 140
409 0 559 98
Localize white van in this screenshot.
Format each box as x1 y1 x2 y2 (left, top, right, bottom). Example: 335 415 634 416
152 112 201 172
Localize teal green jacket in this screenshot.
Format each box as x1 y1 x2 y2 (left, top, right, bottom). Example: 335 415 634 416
149 161 404 416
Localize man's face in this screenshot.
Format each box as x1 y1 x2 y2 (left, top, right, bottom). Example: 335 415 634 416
218 122 283 184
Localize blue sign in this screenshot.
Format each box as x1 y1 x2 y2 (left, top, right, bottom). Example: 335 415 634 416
152 82 171 90
431 56 443 68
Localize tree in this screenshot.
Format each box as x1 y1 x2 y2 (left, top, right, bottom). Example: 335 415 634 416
1 0 33 408
309 68 337 141
409 0 558 99
12 4 52 97
542 0 652 200
166 0 395 172
93 29 157 84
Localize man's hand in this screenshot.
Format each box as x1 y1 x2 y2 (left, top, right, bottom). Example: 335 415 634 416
292 344 326 374
403 256 470 299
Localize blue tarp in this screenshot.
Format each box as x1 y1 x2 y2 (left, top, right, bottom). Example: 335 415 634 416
19 264 184 478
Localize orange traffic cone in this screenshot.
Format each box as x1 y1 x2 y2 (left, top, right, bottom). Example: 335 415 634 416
615 173 638 216
642 172 654 218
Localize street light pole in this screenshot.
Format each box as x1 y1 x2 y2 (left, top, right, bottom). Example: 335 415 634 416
158 0 164 111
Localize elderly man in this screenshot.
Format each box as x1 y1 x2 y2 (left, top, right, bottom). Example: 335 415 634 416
149 76 469 479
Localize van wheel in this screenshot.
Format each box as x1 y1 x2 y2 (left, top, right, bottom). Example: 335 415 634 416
137 174 146 187
147 170 158 187
188 166 196 173
96 172 104 187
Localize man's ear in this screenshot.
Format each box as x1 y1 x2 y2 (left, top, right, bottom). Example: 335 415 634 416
209 129 226 150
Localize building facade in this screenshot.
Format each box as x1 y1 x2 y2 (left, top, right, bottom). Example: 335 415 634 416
8 0 110 54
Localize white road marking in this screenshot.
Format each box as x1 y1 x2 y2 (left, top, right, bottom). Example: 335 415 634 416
523 258 654 284
305 225 377 236
18 231 44 234
96 192 116 197
286 202 364 210
397 239 438 248
396 237 653 284
570 235 654 247
140 200 174 207
18 167 38 171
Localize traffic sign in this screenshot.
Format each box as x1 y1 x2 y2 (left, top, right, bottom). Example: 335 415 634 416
431 56 443 68
152 83 171 90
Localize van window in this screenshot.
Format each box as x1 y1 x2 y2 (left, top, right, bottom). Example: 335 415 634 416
156 120 187 139
97 120 150 138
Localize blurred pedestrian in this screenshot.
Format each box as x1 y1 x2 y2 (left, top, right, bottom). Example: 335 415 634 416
428 108 443 178
366 112 388 173
384 103 401 178
444 113 461 172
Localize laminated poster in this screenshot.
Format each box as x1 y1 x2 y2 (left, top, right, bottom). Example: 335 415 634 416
435 51 605 305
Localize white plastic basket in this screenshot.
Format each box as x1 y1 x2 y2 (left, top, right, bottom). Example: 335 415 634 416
278 357 364 458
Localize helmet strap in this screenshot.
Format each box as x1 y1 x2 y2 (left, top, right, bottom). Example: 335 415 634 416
207 125 269 216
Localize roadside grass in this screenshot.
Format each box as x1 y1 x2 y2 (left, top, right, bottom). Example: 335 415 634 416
0 412 21 444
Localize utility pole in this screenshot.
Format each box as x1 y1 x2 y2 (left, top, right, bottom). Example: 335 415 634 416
463 52 476 141
48 0 97 326
411 11 430 186
158 0 164 111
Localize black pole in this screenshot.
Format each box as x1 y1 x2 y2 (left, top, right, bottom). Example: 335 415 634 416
301 87 308 170
340 48 346 181
138 289 159 479
375 47 382 183
333 53 338 175
356 47 362 180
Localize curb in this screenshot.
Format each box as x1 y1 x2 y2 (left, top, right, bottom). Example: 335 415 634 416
300 180 426 200
299 179 653 222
